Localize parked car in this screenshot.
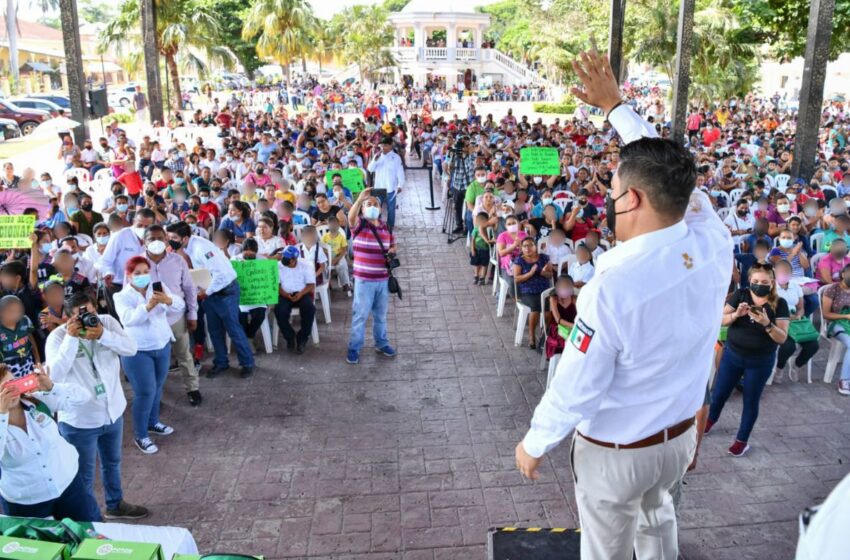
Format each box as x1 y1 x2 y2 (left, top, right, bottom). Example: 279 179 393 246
107 84 138 108
0 100 50 135
8 97 62 117
26 94 71 110
0 118 21 141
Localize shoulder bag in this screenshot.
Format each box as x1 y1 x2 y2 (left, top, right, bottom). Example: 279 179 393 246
364 221 402 300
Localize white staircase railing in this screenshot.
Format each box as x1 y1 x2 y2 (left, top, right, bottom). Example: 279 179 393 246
424 47 448 60
456 48 478 61
488 49 547 85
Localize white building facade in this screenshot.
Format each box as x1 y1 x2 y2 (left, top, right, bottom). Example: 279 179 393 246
386 0 548 89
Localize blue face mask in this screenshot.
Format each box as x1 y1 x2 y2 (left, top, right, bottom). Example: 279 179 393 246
116 203 128 213
131 274 151 289
66 206 77 214
40 242 53 254
95 235 110 246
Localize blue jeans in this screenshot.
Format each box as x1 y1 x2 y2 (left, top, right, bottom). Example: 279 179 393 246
709 346 775 442
203 281 254 369
121 344 171 440
3 470 102 521
831 330 850 381
377 192 398 232
59 418 124 510
347 279 389 353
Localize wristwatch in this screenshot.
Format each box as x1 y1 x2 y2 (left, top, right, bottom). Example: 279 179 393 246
764 323 774 332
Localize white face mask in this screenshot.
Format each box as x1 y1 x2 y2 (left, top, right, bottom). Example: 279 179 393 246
133 226 146 240
533 177 543 185
363 206 381 220
146 240 166 255
777 204 790 213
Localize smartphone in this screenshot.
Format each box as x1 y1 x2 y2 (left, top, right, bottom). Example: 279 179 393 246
4 374 38 396
371 188 388 199
152 281 163 293
750 305 763 314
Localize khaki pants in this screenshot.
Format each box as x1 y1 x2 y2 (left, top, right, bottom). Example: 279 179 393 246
335 257 351 288
571 425 697 560
170 316 198 392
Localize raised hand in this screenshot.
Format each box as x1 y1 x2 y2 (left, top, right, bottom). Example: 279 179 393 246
570 50 623 114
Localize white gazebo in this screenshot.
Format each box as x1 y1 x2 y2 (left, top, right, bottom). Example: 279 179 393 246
387 0 546 89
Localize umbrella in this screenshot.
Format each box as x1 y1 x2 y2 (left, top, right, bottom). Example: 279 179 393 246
0 190 51 220
31 116 82 138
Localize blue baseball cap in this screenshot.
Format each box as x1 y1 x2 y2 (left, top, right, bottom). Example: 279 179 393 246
282 246 300 259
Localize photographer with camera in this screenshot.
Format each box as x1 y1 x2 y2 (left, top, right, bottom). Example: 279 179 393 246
445 138 476 235
113 256 185 455
345 188 397 365
45 292 148 520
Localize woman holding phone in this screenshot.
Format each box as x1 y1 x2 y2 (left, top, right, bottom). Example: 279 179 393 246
113 256 184 455
707 262 789 457
0 364 102 520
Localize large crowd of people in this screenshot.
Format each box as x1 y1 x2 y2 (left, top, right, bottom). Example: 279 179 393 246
0 72 847 533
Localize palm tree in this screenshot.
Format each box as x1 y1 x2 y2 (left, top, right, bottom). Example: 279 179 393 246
5 0 57 85
627 0 679 83
99 0 234 111
242 0 313 81
328 5 396 86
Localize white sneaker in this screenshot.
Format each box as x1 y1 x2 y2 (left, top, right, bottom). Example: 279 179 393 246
838 380 850 396
788 364 800 383
771 367 784 384
135 437 159 454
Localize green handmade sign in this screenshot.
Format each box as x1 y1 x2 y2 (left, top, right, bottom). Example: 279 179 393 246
325 168 365 194
231 259 280 306
0 215 35 250
519 147 560 176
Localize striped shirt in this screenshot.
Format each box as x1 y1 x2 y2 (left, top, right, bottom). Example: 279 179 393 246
352 219 394 282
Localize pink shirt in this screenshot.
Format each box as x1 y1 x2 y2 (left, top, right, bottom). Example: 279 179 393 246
497 230 527 272
818 254 850 283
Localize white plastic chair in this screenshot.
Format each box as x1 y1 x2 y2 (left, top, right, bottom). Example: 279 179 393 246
774 174 791 192
821 185 838 200
811 252 825 272
717 207 730 221
496 272 510 318
714 191 730 209
810 232 825 254
65 167 90 185
487 228 499 294
729 188 746 206
557 254 578 277
313 244 332 324
514 276 531 346
552 198 569 212
819 284 844 384
94 168 114 187
224 312 274 354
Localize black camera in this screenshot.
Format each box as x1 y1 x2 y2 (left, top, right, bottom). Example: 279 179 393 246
79 307 100 328
450 138 467 153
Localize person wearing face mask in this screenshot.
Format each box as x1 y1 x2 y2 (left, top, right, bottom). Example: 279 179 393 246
767 195 794 236
113 256 185 454
84 223 111 269
530 189 565 221
564 188 598 242
68 194 103 238
97 209 156 289
244 162 273 190
709 263 789 458
274 245 316 355
515 51 733 560
768 229 809 277
142 227 201 407
723 200 755 246
822 264 850 395
772 259 819 384
345 188 397 365
823 213 850 254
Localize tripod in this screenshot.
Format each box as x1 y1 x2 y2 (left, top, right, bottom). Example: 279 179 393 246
442 187 464 244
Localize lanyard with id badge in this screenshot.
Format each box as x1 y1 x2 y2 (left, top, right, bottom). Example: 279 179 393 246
78 341 107 400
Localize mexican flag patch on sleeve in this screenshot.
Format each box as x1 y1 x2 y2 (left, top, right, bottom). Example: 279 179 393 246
570 318 595 353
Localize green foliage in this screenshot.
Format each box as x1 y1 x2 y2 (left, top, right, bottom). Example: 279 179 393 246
107 109 135 124
533 99 578 114
734 0 850 61
382 0 411 12
242 0 314 76
198 0 262 77
327 5 396 84
78 0 117 24
36 15 60 28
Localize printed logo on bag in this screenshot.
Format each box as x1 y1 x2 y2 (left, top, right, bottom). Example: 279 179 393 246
95 544 134 556
2 542 38 554
570 318 594 354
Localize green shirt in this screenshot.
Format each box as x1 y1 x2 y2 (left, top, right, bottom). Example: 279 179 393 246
471 227 489 250
822 229 850 252
464 181 487 207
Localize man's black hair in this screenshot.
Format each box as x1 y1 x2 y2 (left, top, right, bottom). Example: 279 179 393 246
618 137 697 219
166 221 192 239
0 260 26 280
64 291 95 317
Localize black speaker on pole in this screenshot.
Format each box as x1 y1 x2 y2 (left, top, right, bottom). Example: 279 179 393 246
88 88 109 118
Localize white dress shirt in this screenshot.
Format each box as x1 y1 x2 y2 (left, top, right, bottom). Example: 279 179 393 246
522 105 734 457
95 227 145 285
367 151 405 193
0 384 88 504
113 283 185 351
46 315 136 429
279 260 316 294
570 261 595 284
256 236 284 258
184 236 237 295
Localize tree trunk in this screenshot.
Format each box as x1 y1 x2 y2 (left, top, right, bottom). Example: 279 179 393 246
6 0 19 83
165 51 183 113
301 55 306 72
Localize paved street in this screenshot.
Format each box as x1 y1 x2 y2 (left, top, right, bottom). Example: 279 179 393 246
111 163 850 560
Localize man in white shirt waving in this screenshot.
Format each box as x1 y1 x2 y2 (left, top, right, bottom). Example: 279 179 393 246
515 50 733 560
367 137 405 232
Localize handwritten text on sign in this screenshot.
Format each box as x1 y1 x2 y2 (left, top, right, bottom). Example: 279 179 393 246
0 215 35 249
519 147 561 176
231 259 280 306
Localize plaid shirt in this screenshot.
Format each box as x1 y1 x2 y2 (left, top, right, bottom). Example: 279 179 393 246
448 153 476 191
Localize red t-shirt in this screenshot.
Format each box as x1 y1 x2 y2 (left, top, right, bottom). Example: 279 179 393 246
216 113 233 128
117 171 143 196
155 179 173 192
702 128 720 147
200 201 220 218
363 107 381 121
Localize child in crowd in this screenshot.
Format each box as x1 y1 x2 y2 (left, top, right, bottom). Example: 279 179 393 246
50 249 91 297
0 294 39 378
545 274 577 359
232 239 268 348
583 230 606 258
279 220 298 246
571 243 595 288
734 238 772 288
321 217 352 294
544 228 573 268
214 229 242 257
470 212 493 285
38 280 67 335
298 226 328 286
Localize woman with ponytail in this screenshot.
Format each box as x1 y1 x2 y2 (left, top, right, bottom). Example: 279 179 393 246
706 262 789 457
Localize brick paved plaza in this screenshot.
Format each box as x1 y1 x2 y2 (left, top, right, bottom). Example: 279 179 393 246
114 167 850 559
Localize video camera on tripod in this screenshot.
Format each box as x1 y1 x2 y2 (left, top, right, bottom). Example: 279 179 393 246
442 136 472 243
